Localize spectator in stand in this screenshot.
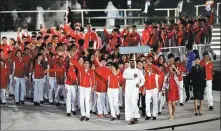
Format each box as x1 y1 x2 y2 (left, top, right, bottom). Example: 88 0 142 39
139 0 156 23
65 7 74 26
72 0 81 24
205 0 215 16
177 0 195 17
105 1 119 27
36 5 45 30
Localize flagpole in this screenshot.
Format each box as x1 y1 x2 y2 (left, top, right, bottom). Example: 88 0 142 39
134 53 136 69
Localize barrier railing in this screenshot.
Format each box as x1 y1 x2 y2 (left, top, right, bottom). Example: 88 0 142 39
86 16 179 25
0 8 177 26
195 4 206 17
159 44 213 56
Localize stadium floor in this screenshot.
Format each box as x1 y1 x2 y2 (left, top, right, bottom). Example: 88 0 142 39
1 91 220 130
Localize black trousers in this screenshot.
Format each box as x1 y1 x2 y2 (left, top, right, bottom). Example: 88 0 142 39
138 93 146 115
184 74 191 98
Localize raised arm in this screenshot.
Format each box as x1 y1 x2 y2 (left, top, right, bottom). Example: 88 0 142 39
95 67 111 81
48 68 65 73
167 31 175 39
17 29 21 42
90 70 96 88
70 58 82 71
118 73 125 86
145 64 161 74
103 26 111 39
120 28 126 38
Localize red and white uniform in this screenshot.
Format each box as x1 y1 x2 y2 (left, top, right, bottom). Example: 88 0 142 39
176 62 187 104
54 63 66 103
23 55 32 98
95 66 109 115
96 67 124 118
47 57 57 103
141 28 151 46
83 31 99 49
65 65 78 113
127 32 142 46
33 61 45 103
200 60 213 107
49 62 78 113
71 59 95 118
158 71 165 113
0 65 9 103
13 57 26 102
143 64 160 118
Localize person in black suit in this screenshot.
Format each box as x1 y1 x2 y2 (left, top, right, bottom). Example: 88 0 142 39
177 0 195 17
190 56 206 116
139 0 156 23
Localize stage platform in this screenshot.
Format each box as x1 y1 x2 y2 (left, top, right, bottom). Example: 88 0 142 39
1 91 220 130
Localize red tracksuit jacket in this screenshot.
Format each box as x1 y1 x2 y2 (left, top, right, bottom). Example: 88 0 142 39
71 59 95 88
0 66 9 88
95 67 123 89
200 60 213 80
13 57 25 78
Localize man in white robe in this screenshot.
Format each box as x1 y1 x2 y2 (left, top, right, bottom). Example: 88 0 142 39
123 59 145 125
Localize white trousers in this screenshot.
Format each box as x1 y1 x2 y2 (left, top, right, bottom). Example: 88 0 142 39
206 80 213 107
25 78 32 98
158 91 165 113
55 84 64 103
29 81 34 99
48 77 57 103
14 77 26 102
90 91 97 112
43 76 48 99
62 84 67 103
80 86 91 117
125 87 140 121
34 79 44 102
9 75 14 95
96 92 108 115
65 84 77 113
145 88 158 117
106 95 110 113
107 88 120 118
179 80 184 103
119 87 124 107
77 86 80 108
0 88 6 103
